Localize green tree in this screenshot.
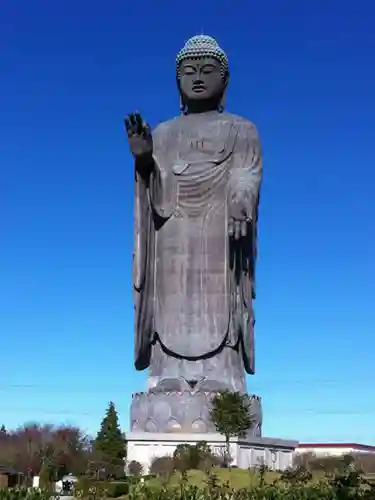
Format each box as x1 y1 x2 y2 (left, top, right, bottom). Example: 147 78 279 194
209 391 252 467
93 401 126 478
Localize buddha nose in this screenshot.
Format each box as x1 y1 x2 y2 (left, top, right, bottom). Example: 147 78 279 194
192 77 205 87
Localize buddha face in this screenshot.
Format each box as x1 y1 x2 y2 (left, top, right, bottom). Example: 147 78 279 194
179 57 226 102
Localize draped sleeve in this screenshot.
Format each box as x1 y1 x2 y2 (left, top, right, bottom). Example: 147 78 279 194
228 120 262 299
132 121 177 370
227 119 263 374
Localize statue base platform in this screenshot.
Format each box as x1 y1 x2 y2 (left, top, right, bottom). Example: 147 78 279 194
126 432 298 472
130 390 262 435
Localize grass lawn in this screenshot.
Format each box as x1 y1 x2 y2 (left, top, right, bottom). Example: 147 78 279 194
146 468 281 489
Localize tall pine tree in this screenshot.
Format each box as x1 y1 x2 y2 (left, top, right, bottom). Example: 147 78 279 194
94 401 126 477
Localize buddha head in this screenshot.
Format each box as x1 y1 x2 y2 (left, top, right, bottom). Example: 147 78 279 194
176 35 229 114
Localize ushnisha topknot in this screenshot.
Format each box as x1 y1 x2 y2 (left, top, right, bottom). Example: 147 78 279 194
176 35 228 78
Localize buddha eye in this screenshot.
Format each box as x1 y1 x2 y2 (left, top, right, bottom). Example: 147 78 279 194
182 65 196 75
201 65 216 74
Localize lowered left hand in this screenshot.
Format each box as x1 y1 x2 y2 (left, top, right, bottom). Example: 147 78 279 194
228 199 251 240
228 218 250 240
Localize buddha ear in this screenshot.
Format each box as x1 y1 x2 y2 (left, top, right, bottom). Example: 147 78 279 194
177 79 188 114
176 77 185 113
224 70 230 88
218 72 229 113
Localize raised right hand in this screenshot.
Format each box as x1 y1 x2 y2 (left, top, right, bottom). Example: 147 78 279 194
125 112 153 158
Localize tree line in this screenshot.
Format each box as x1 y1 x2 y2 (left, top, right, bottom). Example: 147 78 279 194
0 390 264 480
0 401 126 482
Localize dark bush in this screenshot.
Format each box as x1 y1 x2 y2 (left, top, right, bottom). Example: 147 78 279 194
111 465 127 480
312 454 354 474
173 442 216 472
353 453 375 474
198 453 222 472
173 446 194 472
280 466 313 484
150 456 175 477
107 481 129 497
128 459 143 476
295 452 356 475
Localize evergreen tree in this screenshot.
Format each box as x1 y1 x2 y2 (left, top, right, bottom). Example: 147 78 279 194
93 401 126 477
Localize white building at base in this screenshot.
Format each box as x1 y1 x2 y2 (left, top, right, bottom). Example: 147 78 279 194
126 432 298 472
296 442 375 457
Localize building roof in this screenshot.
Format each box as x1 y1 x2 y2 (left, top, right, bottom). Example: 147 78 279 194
0 465 23 475
298 443 375 452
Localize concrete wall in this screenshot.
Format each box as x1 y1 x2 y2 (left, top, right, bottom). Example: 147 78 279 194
126 432 297 473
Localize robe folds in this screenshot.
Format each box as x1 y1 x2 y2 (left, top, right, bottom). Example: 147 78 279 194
133 111 262 375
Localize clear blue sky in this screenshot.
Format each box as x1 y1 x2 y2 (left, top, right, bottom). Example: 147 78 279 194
1 0 374 444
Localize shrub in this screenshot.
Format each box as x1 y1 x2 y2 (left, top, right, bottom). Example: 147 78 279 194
174 444 199 471
280 465 313 484
197 452 222 472
74 479 109 498
75 476 91 494
0 488 56 500
106 481 129 497
128 460 143 476
149 456 175 478
295 452 356 475
111 465 127 480
173 442 217 472
293 451 316 469
353 453 375 474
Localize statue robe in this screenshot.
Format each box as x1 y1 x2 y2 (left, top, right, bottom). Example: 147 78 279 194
133 111 262 375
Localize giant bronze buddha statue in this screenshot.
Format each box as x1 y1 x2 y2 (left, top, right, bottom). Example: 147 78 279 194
126 35 262 434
